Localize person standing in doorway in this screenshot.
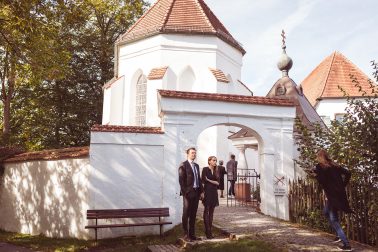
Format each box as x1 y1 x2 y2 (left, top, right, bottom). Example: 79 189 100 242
226 154 237 197
217 160 227 198
202 156 219 239
313 149 353 252
178 147 204 242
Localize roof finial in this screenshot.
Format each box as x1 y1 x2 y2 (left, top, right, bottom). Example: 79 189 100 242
277 29 293 77
281 29 286 49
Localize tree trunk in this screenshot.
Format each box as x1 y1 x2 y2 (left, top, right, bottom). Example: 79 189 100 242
2 54 15 145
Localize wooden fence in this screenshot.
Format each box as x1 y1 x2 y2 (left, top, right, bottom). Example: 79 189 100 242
288 179 377 247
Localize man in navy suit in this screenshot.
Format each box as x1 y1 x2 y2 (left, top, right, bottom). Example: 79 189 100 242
178 147 204 241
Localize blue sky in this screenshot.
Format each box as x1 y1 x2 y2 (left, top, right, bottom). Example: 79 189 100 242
146 0 378 95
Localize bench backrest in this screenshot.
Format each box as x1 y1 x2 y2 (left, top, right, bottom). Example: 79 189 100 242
87 208 170 219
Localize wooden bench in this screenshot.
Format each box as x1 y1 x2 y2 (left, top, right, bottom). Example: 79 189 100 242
85 207 172 241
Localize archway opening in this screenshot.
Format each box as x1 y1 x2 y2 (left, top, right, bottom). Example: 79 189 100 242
195 122 263 209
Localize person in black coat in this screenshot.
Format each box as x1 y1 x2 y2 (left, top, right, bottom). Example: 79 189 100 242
201 156 219 239
178 147 204 242
313 149 352 251
217 160 227 198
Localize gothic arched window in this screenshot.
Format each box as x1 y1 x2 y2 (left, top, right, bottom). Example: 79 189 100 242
178 66 195 91
135 74 147 126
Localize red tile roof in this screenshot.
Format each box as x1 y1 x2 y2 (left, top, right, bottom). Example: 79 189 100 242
158 90 295 106
118 0 245 55
3 147 89 164
209 68 229 83
91 124 164 134
148 67 168 80
301 51 376 106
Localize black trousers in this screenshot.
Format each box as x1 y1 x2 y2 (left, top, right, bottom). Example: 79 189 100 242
228 180 236 196
182 190 200 237
203 205 215 236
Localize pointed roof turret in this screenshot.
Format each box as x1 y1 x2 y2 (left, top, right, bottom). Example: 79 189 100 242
117 0 245 54
267 31 324 128
301 51 375 106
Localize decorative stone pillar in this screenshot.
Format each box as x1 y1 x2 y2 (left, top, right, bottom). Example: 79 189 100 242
235 144 248 175
234 144 251 201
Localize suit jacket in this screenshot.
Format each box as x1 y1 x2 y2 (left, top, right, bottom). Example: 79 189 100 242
178 160 204 196
226 159 237 181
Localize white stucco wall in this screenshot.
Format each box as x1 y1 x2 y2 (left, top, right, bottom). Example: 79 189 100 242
104 34 244 126
89 132 174 239
102 77 125 125
0 158 90 239
315 98 348 126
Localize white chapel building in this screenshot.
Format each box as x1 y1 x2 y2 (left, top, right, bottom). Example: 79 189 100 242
101 0 254 169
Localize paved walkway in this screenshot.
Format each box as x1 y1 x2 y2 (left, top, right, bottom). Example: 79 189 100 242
198 197 376 252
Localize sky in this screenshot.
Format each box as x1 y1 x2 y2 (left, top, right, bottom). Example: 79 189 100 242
146 0 378 96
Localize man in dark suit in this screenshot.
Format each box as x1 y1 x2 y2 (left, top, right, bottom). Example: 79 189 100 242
226 154 237 196
178 147 204 241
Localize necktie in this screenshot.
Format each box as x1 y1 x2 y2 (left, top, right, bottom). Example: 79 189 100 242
192 162 198 188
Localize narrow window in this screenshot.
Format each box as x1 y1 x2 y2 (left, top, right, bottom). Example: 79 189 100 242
135 75 147 126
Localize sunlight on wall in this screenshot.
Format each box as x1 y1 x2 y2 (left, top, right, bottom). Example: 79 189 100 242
0 158 90 239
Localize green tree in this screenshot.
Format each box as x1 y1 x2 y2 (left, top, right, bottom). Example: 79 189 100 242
1 0 148 150
0 0 70 145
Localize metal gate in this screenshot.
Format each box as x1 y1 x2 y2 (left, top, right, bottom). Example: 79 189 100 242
226 168 260 209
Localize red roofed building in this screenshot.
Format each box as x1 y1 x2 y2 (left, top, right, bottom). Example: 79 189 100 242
104 0 251 128
301 51 376 125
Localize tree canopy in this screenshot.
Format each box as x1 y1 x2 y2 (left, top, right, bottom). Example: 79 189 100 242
0 0 148 150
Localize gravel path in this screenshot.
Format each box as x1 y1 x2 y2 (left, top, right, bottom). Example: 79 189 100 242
198 197 376 252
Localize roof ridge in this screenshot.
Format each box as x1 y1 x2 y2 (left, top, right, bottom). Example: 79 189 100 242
161 0 176 29
195 0 216 33
337 51 371 81
198 0 230 35
318 51 337 100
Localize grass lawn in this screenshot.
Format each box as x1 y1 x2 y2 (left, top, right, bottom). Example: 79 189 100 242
0 219 280 251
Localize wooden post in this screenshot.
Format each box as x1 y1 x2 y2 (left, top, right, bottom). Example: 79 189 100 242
95 218 98 242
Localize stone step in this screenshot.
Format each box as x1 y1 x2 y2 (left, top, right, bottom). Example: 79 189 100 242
147 244 180 252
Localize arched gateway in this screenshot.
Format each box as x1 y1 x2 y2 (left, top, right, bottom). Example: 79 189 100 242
90 89 298 238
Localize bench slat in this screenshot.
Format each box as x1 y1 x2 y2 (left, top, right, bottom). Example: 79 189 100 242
86 208 170 219
85 221 172 229
87 208 168 213
87 214 169 219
